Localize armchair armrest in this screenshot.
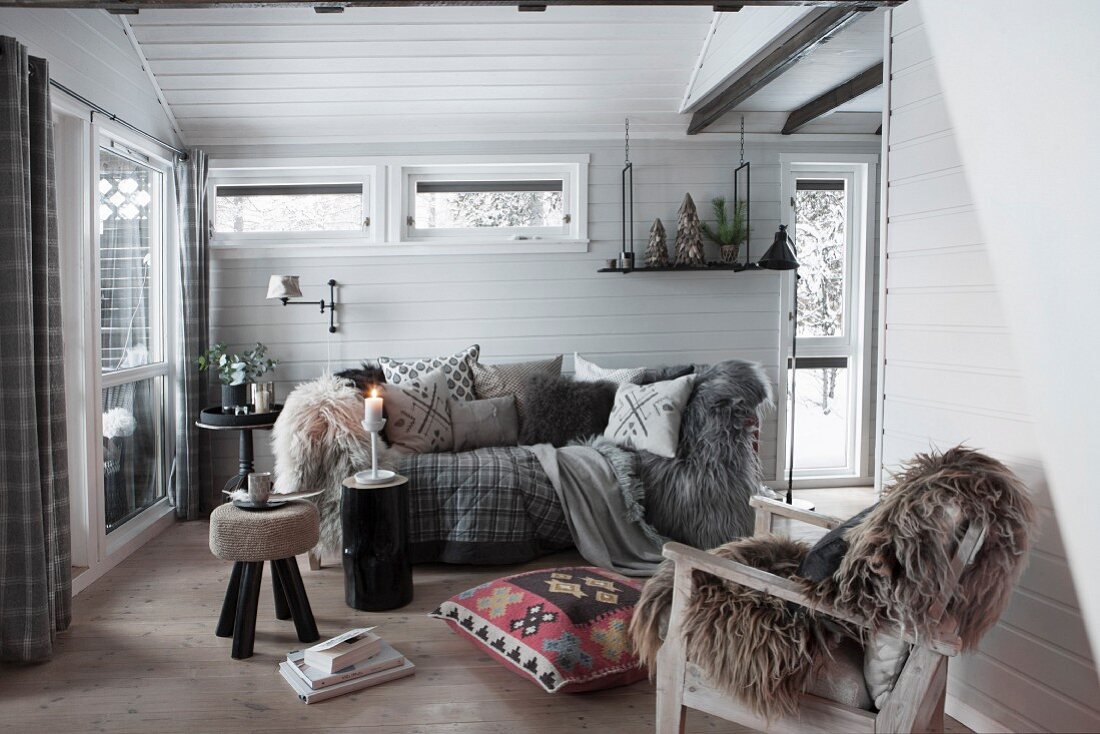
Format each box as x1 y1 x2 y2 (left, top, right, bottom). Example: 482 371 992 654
751 495 845 532
661 541 961 657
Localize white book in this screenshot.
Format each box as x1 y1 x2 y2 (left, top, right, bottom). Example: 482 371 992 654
303 627 381 674
287 641 405 690
278 657 415 704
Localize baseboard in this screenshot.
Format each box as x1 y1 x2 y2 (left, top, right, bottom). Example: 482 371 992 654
946 693 1013 734
72 509 176 595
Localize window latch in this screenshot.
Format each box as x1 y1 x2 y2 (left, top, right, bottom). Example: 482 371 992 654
362 216 370 228
406 215 415 227
563 214 572 224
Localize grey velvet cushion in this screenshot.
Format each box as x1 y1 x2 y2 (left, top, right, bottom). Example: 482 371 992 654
450 396 519 452
639 363 697 385
472 355 563 425
518 374 617 447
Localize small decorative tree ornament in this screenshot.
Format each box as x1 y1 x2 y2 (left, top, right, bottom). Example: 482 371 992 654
644 218 669 267
674 193 705 267
701 197 747 265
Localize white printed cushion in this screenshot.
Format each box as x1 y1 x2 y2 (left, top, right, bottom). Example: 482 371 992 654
379 344 480 402
603 374 695 459
574 353 645 385
382 367 453 453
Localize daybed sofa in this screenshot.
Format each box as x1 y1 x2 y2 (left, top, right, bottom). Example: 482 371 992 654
271 353 771 573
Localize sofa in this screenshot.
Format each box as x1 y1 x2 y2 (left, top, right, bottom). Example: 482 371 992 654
271 351 772 574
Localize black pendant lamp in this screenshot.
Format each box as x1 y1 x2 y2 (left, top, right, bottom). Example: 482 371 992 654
758 224 799 270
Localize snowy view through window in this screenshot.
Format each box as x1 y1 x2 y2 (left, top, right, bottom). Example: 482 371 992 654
215 185 362 233
792 183 850 472
415 182 563 230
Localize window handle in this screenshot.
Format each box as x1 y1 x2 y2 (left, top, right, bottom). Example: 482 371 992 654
563 214 572 224
406 215 415 226
362 217 370 228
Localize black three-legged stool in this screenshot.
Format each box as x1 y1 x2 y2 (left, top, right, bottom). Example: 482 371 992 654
209 502 322 659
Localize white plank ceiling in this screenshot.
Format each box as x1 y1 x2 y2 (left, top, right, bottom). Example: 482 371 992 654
126 6 714 145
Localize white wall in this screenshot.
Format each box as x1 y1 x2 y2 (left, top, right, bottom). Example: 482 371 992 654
0 8 177 145
204 136 879 495
880 5 1100 731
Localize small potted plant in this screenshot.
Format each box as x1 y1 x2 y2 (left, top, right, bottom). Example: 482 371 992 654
701 197 747 264
198 342 278 412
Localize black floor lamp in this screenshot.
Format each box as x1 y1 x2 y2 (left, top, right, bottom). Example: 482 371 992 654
758 225 811 508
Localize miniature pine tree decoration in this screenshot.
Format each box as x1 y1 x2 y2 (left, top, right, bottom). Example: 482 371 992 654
644 218 669 267
675 193 705 267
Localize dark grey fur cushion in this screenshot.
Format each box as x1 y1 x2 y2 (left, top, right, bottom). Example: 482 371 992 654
640 360 772 549
518 374 617 448
336 361 386 392
639 363 697 385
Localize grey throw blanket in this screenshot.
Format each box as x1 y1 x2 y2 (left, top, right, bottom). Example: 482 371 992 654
525 439 666 577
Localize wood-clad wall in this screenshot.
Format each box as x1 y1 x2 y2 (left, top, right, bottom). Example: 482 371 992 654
205 137 880 493
881 5 1100 731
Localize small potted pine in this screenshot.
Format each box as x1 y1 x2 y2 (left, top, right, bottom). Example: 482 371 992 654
198 342 278 413
701 197 747 265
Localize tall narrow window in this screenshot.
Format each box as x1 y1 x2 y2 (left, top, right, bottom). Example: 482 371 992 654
98 144 170 534
785 167 869 480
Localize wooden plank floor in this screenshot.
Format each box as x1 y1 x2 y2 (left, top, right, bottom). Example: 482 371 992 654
0 487 972 734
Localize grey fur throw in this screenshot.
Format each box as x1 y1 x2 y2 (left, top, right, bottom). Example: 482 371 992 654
640 359 772 549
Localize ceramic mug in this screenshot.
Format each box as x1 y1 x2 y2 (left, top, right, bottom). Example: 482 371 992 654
247 472 272 505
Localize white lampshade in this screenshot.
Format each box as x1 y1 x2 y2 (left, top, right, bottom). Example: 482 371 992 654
266 274 303 300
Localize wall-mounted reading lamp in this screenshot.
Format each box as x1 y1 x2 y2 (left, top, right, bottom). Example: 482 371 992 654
266 275 338 334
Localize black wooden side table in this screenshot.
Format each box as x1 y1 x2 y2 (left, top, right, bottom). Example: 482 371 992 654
196 406 281 495
341 474 413 612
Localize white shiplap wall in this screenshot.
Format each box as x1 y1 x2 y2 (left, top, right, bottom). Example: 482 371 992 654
881 5 1100 732
206 136 880 493
0 8 177 145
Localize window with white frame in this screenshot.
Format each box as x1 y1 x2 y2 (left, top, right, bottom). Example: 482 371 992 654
209 167 375 246
395 160 586 244
782 159 875 482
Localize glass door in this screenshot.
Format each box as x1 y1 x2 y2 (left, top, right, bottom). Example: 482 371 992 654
96 140 172 536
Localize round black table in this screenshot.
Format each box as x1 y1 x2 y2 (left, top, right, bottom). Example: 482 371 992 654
341 474 413 612
196 406 281 495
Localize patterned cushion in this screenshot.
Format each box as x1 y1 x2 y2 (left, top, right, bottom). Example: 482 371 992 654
379 344 480 402
471 355 563 424
382 367 453 453
429 567 647 693
574 353 645 385
603 374 695 458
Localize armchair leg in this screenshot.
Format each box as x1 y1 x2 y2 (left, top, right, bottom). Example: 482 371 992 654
655 563 692 734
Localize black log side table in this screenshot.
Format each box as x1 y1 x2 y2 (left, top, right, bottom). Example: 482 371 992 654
341 474 413 612
196 406 281 495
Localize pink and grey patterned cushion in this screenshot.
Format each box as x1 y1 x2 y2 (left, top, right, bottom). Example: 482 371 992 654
382 367 453 453
429 566 647 693
471 355 563 424
379 344 480 402
603 373 695 458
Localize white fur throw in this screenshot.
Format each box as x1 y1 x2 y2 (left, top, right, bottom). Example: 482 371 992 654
272 373 400 554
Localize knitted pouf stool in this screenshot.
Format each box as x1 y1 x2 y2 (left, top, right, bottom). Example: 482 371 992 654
209 501 321 659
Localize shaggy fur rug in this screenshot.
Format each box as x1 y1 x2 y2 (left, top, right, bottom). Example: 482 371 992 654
271 373 401 553
629 446 1036 720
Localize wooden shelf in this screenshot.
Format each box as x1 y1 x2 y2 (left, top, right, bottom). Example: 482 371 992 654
598 262 759 273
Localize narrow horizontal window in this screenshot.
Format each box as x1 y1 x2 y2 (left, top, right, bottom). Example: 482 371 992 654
214 182 364 233
412 179 564 231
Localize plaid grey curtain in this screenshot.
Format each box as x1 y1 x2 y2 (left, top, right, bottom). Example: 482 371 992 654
173 150 212 519
0 36 71 662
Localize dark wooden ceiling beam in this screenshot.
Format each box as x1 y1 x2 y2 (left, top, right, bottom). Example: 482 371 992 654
781 61 883 134
0 1 907 9
686 6 868 135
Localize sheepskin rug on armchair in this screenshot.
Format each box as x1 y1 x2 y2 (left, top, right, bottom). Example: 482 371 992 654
271 373 400 553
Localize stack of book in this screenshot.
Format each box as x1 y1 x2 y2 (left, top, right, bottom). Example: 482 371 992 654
278 627 415 703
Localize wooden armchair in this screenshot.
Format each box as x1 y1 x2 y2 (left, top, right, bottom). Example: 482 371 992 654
655 495 986 734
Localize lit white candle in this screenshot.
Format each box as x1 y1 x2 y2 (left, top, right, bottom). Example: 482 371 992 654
364 389 384 424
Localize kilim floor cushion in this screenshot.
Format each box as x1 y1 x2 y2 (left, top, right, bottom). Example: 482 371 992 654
429 566 647 693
